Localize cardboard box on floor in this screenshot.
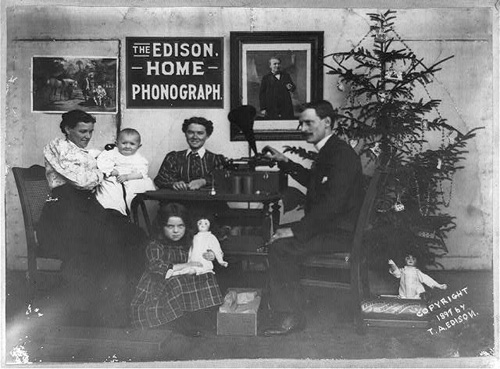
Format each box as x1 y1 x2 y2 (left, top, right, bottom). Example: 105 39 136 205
217 288 261 336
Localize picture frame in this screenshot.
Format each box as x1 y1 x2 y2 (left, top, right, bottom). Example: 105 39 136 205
230 31 324 141
32 56 118 114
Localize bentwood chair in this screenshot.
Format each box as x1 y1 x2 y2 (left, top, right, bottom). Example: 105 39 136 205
12 165 62 303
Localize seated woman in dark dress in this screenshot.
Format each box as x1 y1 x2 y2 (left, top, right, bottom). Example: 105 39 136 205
36 109 146 327
131 202 223 337
154 116 226 191
154 116 228 225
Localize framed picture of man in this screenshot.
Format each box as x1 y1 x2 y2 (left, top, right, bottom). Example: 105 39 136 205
230 31 324 141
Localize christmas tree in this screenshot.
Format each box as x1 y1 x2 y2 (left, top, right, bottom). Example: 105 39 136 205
288 10 482 270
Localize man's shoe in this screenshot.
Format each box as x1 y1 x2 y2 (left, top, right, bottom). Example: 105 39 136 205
263 313 305 337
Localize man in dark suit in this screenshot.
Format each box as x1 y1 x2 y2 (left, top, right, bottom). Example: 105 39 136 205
262 100 364 336
259 57 296 119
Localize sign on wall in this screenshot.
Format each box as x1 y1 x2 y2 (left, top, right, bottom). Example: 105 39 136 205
126 37 223 108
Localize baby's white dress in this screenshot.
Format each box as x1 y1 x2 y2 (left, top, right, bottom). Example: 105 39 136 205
96 147 155 215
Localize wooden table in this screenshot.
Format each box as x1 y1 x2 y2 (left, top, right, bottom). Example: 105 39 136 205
131 188 278 293
130 188 281 246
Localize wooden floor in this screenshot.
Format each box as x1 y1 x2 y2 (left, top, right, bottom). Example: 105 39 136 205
4 268 497 366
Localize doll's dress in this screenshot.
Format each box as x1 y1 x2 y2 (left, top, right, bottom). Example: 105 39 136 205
390 266 442 299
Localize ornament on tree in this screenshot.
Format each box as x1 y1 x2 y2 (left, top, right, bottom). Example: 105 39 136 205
395 138 404 148
375 31 388 43
439 178 454 207
370 142 382 157
385 64 403 81
436 158 442 170
421 119 429 130
349 138 359 149
393 194 405 212
377 91 389 103
337 80 345 91
333 53 345 64
417 230 436 239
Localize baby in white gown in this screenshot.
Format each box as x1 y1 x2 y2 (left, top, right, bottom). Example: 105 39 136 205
96 128 155 215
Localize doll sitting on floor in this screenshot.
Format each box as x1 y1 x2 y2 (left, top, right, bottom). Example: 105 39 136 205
167 217 228 278
388 253 447 299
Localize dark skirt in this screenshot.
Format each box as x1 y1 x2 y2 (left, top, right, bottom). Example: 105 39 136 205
37 184 147 327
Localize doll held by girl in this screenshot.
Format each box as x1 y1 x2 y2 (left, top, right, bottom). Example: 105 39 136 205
166 217 228 278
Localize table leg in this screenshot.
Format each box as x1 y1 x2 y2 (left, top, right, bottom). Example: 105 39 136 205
130 195 142 225
271 200 281 233
130 195 152 236
262 201 272 242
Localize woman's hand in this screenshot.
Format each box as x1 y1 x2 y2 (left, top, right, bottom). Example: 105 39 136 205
116 174 130 183
203 251 215 261
173 181 188 191
188 178 207 190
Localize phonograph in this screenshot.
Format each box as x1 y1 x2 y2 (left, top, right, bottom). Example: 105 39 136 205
214 105 286 195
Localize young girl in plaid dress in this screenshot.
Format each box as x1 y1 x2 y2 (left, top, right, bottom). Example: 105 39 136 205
131 203 223 336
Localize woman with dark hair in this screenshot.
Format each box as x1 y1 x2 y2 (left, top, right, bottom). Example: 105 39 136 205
37 109 146 327
154 116 226 191
131 203 223 336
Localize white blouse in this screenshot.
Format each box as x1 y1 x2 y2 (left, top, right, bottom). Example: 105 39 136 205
43 137 103 190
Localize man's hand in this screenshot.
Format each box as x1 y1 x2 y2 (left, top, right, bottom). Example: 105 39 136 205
269 227 294 244
173 181 188 191
188 178 207 190
262 146 289 163
203 250 215 261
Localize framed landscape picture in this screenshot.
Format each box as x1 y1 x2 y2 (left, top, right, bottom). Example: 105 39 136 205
32 56 118 114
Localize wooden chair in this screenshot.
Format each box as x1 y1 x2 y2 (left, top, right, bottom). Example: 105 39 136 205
12 165 62 303
299 167 384 328
299 166 431 332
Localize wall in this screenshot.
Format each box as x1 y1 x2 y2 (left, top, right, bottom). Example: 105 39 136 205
3 2 497 270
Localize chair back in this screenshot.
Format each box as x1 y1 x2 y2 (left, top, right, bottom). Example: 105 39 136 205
350 167 387 300
12 165 50 265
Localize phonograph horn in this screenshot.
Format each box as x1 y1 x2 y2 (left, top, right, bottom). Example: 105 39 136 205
228 105 258 156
